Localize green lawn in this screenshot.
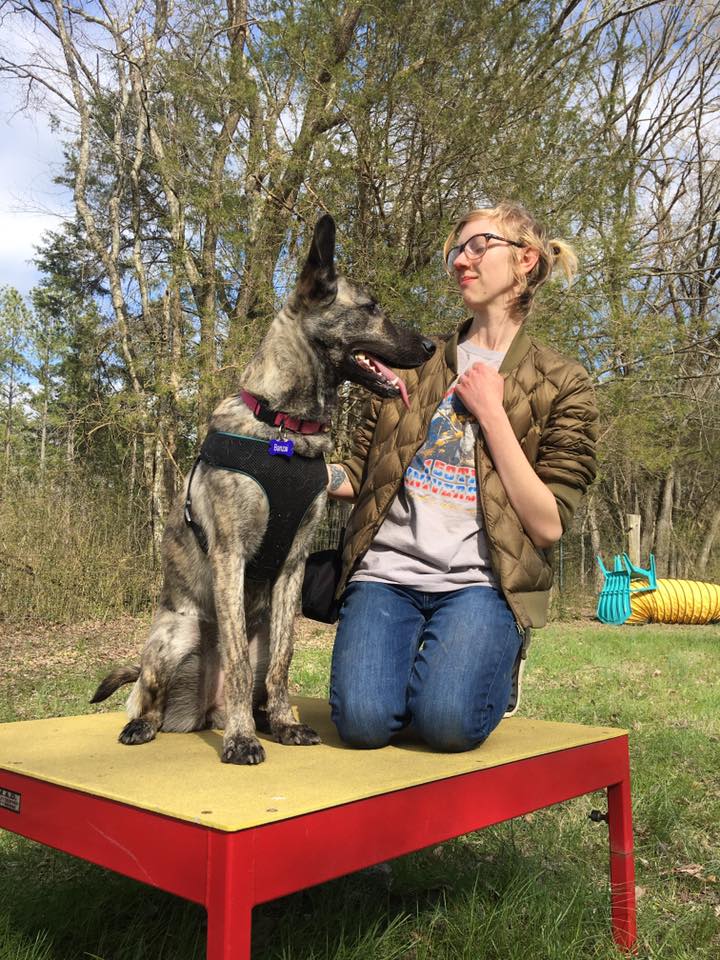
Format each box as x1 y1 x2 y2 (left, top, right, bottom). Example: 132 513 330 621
0 619 718 959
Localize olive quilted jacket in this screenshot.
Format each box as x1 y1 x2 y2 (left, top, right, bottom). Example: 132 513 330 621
338 318 598 628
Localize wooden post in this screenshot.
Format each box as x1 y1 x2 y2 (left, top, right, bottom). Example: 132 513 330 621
626 514 641 566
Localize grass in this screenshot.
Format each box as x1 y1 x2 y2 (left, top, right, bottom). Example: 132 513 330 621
0 618 718 959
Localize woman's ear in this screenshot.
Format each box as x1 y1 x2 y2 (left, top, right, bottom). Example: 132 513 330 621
520 246 540 275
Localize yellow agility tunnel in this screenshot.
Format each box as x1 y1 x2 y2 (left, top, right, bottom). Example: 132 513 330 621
596 554 720 625
627 578 720 625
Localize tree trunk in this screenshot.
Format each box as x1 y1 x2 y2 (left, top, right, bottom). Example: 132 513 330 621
671 474 683 578
38 335 51 483
587 498 603 594
2 361 17 499
697 504 720 577
66 409 75 465
39 390 48 481
165 284 184 505
128 433 138 507
578 504 587 586
654 465 675 577
152 433 167 559
142 434 160 563
641 477 658 561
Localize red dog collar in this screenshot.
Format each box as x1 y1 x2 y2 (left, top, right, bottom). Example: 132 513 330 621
239 389 329 435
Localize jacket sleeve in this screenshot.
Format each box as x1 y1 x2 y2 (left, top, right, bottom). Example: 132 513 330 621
534 365 599 533
339 395 383 497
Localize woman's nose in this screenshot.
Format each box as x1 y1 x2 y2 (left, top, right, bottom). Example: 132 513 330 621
452 246 470 271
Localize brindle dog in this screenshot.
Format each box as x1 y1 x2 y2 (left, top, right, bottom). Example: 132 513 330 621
91 215 435 764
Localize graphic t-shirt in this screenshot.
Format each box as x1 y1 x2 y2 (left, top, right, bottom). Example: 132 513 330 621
352 341 505 591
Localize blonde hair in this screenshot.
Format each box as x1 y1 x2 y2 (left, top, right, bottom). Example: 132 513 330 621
443 201 578 321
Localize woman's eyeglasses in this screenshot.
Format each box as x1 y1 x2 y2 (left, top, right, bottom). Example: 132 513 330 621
446 232 525 272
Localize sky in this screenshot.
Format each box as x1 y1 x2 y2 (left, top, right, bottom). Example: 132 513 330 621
0 103 71 298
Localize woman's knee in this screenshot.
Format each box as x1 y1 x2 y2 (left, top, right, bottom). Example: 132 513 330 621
414 716 485 753
410 697 496 753
330 697 395 749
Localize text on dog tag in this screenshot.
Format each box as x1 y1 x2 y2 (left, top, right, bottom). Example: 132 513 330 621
268 438 294 457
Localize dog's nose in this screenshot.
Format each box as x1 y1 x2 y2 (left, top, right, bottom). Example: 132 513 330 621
421 338 436 356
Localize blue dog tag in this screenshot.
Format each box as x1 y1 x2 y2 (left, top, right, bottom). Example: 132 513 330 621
268 438 294 457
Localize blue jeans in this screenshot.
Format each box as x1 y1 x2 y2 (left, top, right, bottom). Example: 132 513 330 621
329 581 522 752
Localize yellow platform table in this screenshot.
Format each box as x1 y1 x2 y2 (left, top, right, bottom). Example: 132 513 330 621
0 698 636 957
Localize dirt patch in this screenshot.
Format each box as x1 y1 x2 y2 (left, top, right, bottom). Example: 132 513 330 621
293 617 336 648
0 614 335 681
7 614 706 683
0 615 150 681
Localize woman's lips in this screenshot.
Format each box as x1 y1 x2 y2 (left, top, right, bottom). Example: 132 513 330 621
459 275 477 286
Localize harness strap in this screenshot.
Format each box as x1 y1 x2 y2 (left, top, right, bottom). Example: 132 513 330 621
183 455 209 553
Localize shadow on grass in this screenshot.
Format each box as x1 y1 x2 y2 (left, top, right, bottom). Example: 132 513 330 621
2 624 719 959
0 826 661 960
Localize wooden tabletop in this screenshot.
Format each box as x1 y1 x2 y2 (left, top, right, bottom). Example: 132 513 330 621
0 697 625 832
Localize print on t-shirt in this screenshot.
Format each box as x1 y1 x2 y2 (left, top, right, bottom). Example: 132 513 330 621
405 387 480 510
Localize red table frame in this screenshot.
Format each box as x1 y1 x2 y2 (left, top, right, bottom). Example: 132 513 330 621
0 735 636 958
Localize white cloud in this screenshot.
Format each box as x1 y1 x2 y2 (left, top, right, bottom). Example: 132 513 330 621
0 109 71 295
0 209 66 291
0 10 76 295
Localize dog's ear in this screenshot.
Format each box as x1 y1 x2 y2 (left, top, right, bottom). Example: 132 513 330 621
292 215 338 309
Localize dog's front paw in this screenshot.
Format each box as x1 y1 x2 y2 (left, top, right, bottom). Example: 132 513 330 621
221 735 266 765
273 722 322 746
119 718 156 745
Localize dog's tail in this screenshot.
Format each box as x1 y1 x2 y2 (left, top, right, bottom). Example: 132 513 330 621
90 665 141 704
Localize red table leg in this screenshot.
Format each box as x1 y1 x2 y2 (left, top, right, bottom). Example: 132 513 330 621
205 831 253 960
607 762 637 952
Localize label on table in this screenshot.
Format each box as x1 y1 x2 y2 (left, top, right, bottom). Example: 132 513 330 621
0 786 21 813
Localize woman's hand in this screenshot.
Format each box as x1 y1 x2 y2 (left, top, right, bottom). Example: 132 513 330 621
454 362 505 427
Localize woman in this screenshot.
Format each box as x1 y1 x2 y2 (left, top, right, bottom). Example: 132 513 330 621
325 201 598 752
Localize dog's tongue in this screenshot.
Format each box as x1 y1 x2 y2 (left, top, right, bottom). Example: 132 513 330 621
367 355 410 409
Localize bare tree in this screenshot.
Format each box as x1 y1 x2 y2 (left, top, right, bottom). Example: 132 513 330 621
1 0 718 585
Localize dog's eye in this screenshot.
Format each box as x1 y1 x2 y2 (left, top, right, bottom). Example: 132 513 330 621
364 302 380 315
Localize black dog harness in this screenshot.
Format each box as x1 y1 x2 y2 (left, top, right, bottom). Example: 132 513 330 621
184 431 327 582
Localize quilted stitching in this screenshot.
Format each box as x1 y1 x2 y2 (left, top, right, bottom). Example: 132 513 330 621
339 327 597 627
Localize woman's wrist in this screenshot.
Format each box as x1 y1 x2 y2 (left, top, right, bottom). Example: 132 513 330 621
474 401 506 434
479 416 562 547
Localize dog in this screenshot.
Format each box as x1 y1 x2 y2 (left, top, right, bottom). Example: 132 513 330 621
91 215 435 764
